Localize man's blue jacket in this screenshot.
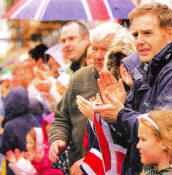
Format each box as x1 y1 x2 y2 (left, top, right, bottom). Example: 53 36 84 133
115 42 172 175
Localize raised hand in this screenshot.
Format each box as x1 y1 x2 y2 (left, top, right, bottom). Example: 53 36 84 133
98 70 126 104
92 91 124 122
6 150 17 163
14 148 24 161
76 95 94 120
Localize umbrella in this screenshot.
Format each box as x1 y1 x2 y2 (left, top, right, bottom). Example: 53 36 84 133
1 0 135 21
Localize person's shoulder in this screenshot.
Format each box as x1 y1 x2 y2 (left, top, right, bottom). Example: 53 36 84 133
3 118 17 130
75 65 95 74
166 58 172 67
160 58 172 75
71 65 95 79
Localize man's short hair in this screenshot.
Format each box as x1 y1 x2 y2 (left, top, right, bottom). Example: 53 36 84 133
129 2 172 28
61 21 89 38
91 21 122 41
29 44 49 63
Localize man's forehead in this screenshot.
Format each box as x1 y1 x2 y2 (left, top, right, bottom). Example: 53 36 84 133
62 23 79 30
130 14 159 31
60 24 80 37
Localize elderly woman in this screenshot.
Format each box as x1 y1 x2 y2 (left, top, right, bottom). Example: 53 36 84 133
76 27 137 175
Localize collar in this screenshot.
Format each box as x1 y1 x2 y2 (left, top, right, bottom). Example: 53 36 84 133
70 53 86 72
93 67 99 80
134 42 172 88
147 42 172 84
144 164 172 175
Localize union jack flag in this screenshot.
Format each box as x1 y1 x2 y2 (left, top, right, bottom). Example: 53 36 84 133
2 0 135 21
81 113 126 175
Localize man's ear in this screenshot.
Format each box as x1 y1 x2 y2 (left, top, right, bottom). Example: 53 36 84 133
83 35 90 47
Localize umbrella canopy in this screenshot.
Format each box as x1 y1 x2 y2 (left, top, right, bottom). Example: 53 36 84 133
2 0 135 21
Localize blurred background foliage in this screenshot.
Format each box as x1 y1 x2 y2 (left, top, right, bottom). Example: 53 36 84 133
0 0 63 65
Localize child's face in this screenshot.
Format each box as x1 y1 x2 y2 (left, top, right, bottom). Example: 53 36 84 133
137 124 165 166
119 63 134 87
26 135 36 152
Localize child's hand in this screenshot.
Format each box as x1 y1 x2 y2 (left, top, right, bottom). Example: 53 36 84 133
6 150 17 163
14 148 24 161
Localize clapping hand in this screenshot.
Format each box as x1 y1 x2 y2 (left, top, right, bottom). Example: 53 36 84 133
6 148 24 164
91 70 126 122
76 93 103 120
98 70 126 104
92 91 124 122
76 95 94 120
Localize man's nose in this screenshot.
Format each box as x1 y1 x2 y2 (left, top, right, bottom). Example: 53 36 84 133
136 34 144 44
95 50 105 58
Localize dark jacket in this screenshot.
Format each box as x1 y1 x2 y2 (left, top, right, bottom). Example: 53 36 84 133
29 97 44 125
117 43 172 175
70 53 86 72
0 88 39 154
49 66 99 166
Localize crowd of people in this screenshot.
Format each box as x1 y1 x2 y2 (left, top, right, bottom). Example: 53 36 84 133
0 2 172 175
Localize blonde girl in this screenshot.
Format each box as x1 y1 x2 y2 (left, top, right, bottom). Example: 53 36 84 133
137 110 172 175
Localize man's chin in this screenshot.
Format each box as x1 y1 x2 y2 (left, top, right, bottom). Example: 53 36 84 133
140 158 146 165
66 56 75 61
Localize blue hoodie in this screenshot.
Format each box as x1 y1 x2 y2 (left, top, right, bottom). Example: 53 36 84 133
0 88 39 154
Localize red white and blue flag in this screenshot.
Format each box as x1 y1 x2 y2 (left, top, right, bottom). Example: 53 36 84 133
81 113 126 175
2 0 135 21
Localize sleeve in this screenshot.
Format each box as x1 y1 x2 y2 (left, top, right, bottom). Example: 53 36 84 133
117 108 140 144
49 81 73 145
0 125 16 154
9 158 37 175
125 87 135 109
155 65 172 110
